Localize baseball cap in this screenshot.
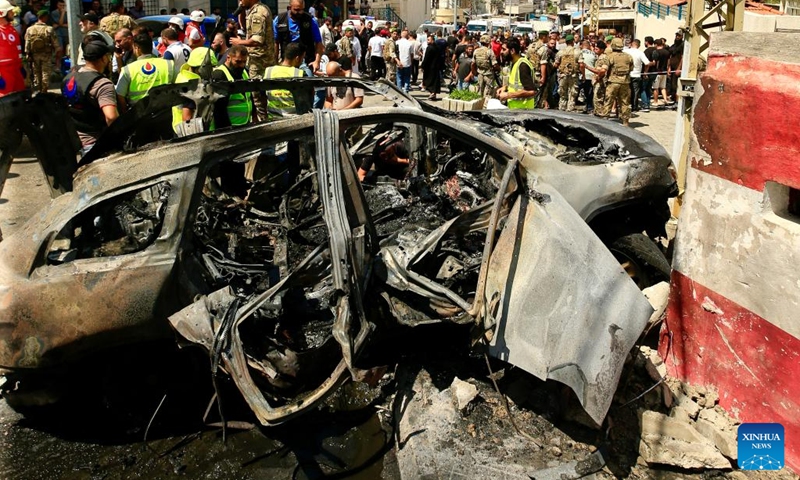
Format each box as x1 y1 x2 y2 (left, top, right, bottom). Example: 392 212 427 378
565 34 574 42
79 12 99 23
605 35 614 41
380 29 388 36
538 30 549 36
37 9 49 17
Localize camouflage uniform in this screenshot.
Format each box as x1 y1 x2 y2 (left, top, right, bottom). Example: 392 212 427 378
383 36 396 82
604 41 633 124
24 21 58 93
473 41 496 98
555 44 582 111
98 12 136 36
537 45 557 108
593 53 609 117
245 1 275 122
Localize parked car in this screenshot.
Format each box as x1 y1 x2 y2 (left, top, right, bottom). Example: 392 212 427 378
0 78 675 425
136 14 220 47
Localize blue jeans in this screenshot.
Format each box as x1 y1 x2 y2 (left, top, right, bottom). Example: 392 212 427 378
457 78 476 90
640 74 654 109
396 66 411 92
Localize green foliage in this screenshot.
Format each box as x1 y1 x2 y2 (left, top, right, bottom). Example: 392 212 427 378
447 89 483 101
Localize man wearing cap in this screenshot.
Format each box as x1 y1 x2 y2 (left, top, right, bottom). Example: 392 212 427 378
604 37 633 126
473 34 496 98
367 28 386 80
382 29 397 83
230 0 275 122
76 13 100 67
185 11 205 49
554 33 582 111
62 33 118 152
115 33 174 111
336 24 354 69
99 0 135 37
172 47 217 134
24 10 57 92
497 38 536 109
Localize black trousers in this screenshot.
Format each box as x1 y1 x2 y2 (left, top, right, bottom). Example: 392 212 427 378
370 56 385 81
630 77 643 111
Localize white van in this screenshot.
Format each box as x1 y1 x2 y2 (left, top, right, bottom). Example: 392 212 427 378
513 22 534 38
416 22 456 37
466 19 491 35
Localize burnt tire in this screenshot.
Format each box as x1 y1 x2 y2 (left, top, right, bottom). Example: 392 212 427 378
609 233 671 290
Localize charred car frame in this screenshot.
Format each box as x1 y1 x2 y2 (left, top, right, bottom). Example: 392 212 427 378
0 79 675 426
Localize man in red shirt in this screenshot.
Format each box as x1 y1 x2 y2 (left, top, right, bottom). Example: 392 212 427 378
0 0 25 96
490 35 502 60
185 11 206 49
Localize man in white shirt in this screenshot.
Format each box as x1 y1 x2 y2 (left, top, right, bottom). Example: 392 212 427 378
161 28 191 75
319 17 333 46
623 39 653 112
394 30 413 92
368 29 386 80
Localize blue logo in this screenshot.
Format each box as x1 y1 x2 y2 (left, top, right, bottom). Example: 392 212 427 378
141 62 156 75
738 423 784 470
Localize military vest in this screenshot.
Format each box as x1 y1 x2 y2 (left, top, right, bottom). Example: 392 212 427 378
606 51 632 84
27 24 52 54
558 45 578 76
473 46 491 73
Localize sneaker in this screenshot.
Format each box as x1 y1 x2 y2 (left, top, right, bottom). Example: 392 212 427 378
641 108 650 113
666 100 675 105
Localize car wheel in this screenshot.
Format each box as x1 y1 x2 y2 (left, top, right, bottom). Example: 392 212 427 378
609 233 671 290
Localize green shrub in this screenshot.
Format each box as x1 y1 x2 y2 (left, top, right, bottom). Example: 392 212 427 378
447 89 483 101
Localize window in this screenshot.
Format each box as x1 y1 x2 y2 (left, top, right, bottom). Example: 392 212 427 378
47 182 171 264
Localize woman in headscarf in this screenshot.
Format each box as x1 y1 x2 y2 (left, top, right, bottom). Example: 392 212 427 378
420 34 442 100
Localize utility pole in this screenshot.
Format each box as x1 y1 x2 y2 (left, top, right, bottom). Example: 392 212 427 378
65 0 81 68
453 0 458 31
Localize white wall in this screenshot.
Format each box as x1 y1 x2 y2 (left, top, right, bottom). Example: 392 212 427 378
744 11 800 31
634 10 682 42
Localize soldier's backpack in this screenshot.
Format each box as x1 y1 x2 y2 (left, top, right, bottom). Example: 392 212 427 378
382 39 394 61
609 53 632 79
29 28 49 54
558 46 577 75
526 43 540 66
101 14 122 36
340 35 353 58
474 46 490 71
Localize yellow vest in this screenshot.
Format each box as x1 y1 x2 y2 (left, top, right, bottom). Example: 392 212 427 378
171 69 205 133
125 57 173 104
214 65 252 126
264 65 304 120
508 56 535 110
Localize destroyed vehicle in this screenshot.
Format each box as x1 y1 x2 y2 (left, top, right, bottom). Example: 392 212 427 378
0 82 675 426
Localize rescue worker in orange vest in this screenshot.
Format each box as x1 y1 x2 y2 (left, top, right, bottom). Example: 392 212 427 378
0 0 25 96
496 37 536 109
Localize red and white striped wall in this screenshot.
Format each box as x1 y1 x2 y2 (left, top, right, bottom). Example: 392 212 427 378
659 31 800 472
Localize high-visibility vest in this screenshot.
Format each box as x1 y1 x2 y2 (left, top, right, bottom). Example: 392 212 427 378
214 64 252 126
125 57 173 104
507 56 535 110
264 65 304 119
172 69 200 132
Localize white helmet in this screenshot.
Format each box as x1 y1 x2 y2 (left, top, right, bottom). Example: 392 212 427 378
190 10 204 23
0 0 15 17
168 15 184 29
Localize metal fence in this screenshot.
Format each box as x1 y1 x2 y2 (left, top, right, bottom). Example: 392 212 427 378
637 1 686 20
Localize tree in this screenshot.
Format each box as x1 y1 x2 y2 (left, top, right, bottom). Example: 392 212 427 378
490 0 503 14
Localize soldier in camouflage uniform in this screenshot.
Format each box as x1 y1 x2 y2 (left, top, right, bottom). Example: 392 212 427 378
383 29 397 82
337 25 354 66
537 37 558 108
585 41 609 117
24 10 58 93
554 34 582 111
231 0 275 122
99 0 136 37
473 34 496 98
604 38 633 126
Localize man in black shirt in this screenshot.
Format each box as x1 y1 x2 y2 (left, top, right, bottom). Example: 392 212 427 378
668 31 684 102
651 38 671 106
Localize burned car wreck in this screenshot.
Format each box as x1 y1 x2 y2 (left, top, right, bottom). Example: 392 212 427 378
0 79 675 428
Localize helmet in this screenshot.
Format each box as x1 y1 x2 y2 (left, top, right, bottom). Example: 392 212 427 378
190 10 204 23
168 16 184 29
0 0 14 17
611 37 624 50
480 34 490 44
186 47 218 68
